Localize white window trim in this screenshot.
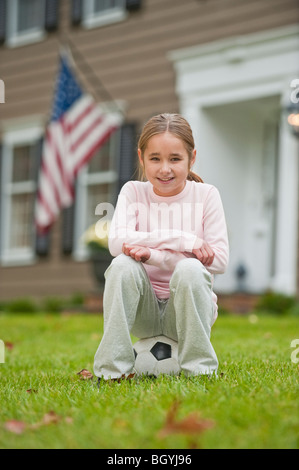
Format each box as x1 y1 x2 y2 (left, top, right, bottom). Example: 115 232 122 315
6 0 46 48
1 125 43 266
73 129 121 261
74 169 118 261
82 0 127 30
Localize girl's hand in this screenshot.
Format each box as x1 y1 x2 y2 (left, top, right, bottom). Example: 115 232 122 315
192 241 215 266
122 243 151 263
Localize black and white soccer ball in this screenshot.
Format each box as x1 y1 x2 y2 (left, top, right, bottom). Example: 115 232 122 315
133 335 180 377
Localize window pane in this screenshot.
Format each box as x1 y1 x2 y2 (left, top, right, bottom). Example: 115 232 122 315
10 193 35 249
88 141 111 173
18 0 43 32
12 144 36 183
94 0 123 13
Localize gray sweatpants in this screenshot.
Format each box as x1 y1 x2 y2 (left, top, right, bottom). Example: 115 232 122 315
94 254 218 379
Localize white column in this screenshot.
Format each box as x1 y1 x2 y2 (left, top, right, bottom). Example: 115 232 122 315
271 114 299 295
180 99 202 162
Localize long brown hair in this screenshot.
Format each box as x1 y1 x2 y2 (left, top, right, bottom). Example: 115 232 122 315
138 113 203 183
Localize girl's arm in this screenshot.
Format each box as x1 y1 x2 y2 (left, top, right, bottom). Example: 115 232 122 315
108 183 197 255
138 186 229 274
109 182 229 275
123 243 194 271
194 186 229 274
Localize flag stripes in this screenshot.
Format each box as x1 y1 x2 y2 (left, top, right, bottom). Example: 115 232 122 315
35 54 121 234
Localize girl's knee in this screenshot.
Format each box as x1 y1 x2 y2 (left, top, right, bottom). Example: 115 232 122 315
170 258 211 289
110 253 133 268
106 254 143 279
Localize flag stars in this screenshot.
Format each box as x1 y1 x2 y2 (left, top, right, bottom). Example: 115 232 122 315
51 55 83 122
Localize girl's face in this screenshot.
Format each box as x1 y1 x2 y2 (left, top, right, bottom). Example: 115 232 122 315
138 132 196 197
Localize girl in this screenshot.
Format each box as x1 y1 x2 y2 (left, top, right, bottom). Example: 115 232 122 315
94 113 229 380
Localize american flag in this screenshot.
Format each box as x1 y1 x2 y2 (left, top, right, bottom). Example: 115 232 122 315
35 50 122 233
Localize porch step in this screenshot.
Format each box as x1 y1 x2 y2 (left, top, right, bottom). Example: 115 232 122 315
81 292 260 315
217 293 260 314
83 292 104 313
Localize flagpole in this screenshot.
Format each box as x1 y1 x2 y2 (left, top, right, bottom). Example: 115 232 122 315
60 36 126 119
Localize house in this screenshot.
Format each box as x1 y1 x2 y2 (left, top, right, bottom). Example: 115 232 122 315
0 0 298 303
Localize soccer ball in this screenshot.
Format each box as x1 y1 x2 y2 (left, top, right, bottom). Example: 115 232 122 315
133 335 180 377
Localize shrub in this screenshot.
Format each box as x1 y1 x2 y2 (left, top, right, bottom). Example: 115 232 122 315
42 297 66 313
254 291 297 315
69 292 85 306
286 303 299 317
6 298 38 313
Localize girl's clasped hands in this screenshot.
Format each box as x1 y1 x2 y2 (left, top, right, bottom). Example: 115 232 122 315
122 240 215 267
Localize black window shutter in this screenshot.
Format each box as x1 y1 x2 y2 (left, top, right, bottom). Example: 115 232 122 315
71 0 82 26
126 0 142 11
35 225 51 257
35 139 51 257
61 201 76 255
45 0 59 31
118 122 137 193
0 0 6 45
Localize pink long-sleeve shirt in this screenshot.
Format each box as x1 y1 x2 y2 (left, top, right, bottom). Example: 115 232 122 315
108 180 229 318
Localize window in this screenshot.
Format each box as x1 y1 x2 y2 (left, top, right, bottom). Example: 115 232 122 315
1 126 43 265
83 0 127 29
74 130 120 259
6 0 46 47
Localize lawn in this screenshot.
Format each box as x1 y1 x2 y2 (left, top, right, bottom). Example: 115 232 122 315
0 311 298 449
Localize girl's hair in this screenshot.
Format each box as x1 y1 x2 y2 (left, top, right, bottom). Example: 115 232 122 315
138 113 203 183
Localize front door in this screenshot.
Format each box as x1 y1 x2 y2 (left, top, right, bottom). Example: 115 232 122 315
197 97 279 293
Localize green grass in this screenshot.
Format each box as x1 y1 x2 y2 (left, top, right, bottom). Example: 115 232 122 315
0 312 298 449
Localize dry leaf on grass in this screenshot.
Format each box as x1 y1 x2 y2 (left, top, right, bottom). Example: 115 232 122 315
31 411 73 429
31 410 61 429
158 400 214 439
4 411 73 434
4 420 26 435
77 369 94 380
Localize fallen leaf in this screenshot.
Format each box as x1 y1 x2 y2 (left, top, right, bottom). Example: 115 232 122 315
4 412 73 434
26 389 38 394
77 369 94 380
120 373 135 381
114 419 128 429
5 342 14 350
42 410 61 425
158 400 214 438
30 412 59 430
4 420 26 434
30 411 72 429
106 373 136 383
